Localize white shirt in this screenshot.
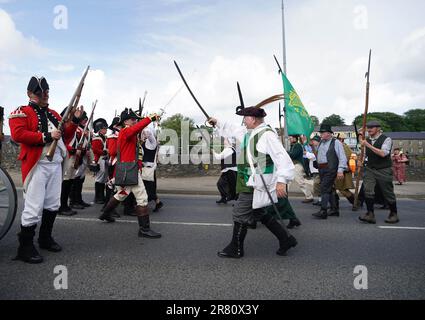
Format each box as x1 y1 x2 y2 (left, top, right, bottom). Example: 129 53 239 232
305 151 319 174
141 126 158 167
216 121 295 184
213 147 237 173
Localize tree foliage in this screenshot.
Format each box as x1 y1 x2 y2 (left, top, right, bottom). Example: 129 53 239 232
321 114 345 126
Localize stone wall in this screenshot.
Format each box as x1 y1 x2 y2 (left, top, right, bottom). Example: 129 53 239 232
2 140 424 180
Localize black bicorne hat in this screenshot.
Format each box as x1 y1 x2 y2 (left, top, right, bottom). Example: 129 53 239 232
119 108 140 125
109 116 121 130
93 118 108 133
27 76 49 96
235 106 267 118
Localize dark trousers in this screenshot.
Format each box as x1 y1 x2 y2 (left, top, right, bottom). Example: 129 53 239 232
143 172 158 202
319 167 337 210
217 170 237 200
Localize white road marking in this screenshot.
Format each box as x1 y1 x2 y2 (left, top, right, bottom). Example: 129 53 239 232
378 226 425 230
57 216 232 227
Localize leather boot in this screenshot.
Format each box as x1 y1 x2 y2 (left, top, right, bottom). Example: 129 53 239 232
77 177 91 207
69 178 84 209
94 182 106 204
123 193 137 216
137 206 161 238
59 180 77 215
287 218 301 229
359 211 376 224
98 197 119 223
261 215 297 256
217 222 247 258
385 203 399 224
152 201 164 213
38 210 62 252
312 209 328 219
14 225 43 264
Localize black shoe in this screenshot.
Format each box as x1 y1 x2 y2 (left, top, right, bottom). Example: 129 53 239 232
287 218 301 229
152 201 164 213
98 212 115 223
216 198 227 204
80 201 91 208
138 228 162 238
312 209 328 219
312 200 321 206
276 235 298 256
328 210 340 217
58 207 77 216
70 202 85 210
39 238 62 252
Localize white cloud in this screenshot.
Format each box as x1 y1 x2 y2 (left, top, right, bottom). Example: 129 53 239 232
0 9 46 60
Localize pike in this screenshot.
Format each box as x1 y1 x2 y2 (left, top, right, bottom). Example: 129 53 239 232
278 102 284 145
73 100 97 169
236 82 245 125
46 66 90 161
353 50 372 210
139 91 147 117
174 61 212 124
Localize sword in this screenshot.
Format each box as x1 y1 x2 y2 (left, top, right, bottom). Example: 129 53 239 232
174 61 212 124
236 82 245 126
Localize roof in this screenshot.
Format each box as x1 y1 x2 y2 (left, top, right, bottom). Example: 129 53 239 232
314 126 355 132
386 132 425 140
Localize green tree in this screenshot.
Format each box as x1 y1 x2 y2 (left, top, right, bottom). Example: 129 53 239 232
159 113 197 143
353 115 391 133
310 115 320 126
322 114 345 126
404 109 425 131
353 112 409 132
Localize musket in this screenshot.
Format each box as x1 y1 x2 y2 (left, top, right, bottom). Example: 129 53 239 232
139 91 147 117
354 122 360 146
73 100 97 169
353 50 372 210
46 66 90 161
174 61 213 125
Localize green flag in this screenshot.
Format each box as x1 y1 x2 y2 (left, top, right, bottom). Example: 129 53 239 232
281 72 314 138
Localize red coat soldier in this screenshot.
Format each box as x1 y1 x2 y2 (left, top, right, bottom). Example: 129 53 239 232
99 108 161 239
9 76 83 263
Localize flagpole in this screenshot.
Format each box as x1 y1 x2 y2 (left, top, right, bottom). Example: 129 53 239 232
281 0 290 150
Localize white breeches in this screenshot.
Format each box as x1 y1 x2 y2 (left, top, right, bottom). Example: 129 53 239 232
114 172 148 207
21 160 63 227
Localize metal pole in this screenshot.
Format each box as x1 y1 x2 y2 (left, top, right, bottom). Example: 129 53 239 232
281 0 290 150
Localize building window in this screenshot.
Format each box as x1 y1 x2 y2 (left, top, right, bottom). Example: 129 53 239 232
399 141 403 146
419 141 423 146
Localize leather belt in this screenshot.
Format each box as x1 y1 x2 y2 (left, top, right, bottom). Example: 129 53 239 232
318 163 328 169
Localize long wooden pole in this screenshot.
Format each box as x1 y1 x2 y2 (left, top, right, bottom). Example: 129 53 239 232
353 50 372 209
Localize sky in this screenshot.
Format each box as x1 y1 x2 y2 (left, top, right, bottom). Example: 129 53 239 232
1 0 425 135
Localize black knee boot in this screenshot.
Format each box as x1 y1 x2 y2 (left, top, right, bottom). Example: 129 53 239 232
59 180 77 216
94 182 106 204
123 193 137 216
137 206 161 238
69 178 85 210
14 225 43 264
217 222 247 258
261 215 297 256
98 197 119 223
38 210 62 252
77 177 91 207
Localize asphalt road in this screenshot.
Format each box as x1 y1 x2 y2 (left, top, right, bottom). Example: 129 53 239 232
1 191 424 300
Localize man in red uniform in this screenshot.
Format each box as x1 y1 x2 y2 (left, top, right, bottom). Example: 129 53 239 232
9 76 83 263
99 108 161 238
92 118 109 204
